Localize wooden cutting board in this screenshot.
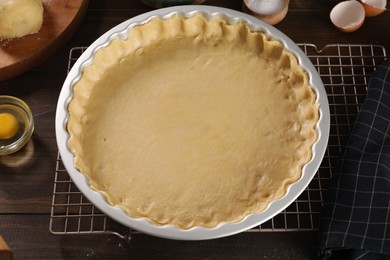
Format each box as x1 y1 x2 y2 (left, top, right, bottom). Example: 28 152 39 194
0 0 89 82
0 234 12 260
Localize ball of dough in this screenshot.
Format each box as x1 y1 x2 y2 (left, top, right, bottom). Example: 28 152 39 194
0 0 43 39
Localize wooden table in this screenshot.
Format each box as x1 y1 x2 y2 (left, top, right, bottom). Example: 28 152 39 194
1 1 389 259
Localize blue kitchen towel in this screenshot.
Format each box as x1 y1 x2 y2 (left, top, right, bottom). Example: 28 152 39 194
319 57 390 260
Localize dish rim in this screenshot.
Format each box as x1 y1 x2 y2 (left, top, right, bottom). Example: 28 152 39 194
55 5 330 240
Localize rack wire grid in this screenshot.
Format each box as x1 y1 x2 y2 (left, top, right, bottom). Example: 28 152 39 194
50 44 387 239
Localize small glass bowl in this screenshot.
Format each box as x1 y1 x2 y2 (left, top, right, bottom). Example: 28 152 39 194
0 95 34 155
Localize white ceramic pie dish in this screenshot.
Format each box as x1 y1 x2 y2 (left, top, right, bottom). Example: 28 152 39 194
56 5 330 240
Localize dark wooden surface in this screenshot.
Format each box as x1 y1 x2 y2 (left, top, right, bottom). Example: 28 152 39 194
0 1 389 259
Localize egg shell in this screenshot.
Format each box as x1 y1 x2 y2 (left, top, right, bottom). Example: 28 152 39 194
243 0 286 15
330 0 366 32
359 0 386 16
243 0 290 25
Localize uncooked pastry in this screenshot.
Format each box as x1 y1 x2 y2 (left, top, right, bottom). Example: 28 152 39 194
0 0 43 39
67 14 319 229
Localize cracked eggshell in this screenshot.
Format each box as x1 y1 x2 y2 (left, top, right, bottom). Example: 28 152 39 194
359 0 387 17
330 0 365 32
243 0 290 25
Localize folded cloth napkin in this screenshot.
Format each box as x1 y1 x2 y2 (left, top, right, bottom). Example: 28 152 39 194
319 57 390 260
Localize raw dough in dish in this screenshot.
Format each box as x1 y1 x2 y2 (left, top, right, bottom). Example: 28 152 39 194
67 15 319 229
0 0 43 38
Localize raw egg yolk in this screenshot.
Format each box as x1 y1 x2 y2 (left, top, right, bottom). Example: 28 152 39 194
0 113 19 139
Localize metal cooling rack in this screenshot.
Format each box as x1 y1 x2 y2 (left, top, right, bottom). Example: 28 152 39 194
50 44 387 239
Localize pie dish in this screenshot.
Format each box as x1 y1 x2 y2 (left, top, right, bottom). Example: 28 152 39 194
56 6 330 240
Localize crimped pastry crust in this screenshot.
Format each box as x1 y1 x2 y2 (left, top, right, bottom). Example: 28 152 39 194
67 14 319 229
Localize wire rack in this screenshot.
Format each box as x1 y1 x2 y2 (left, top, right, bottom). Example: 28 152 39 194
50 44 387 240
